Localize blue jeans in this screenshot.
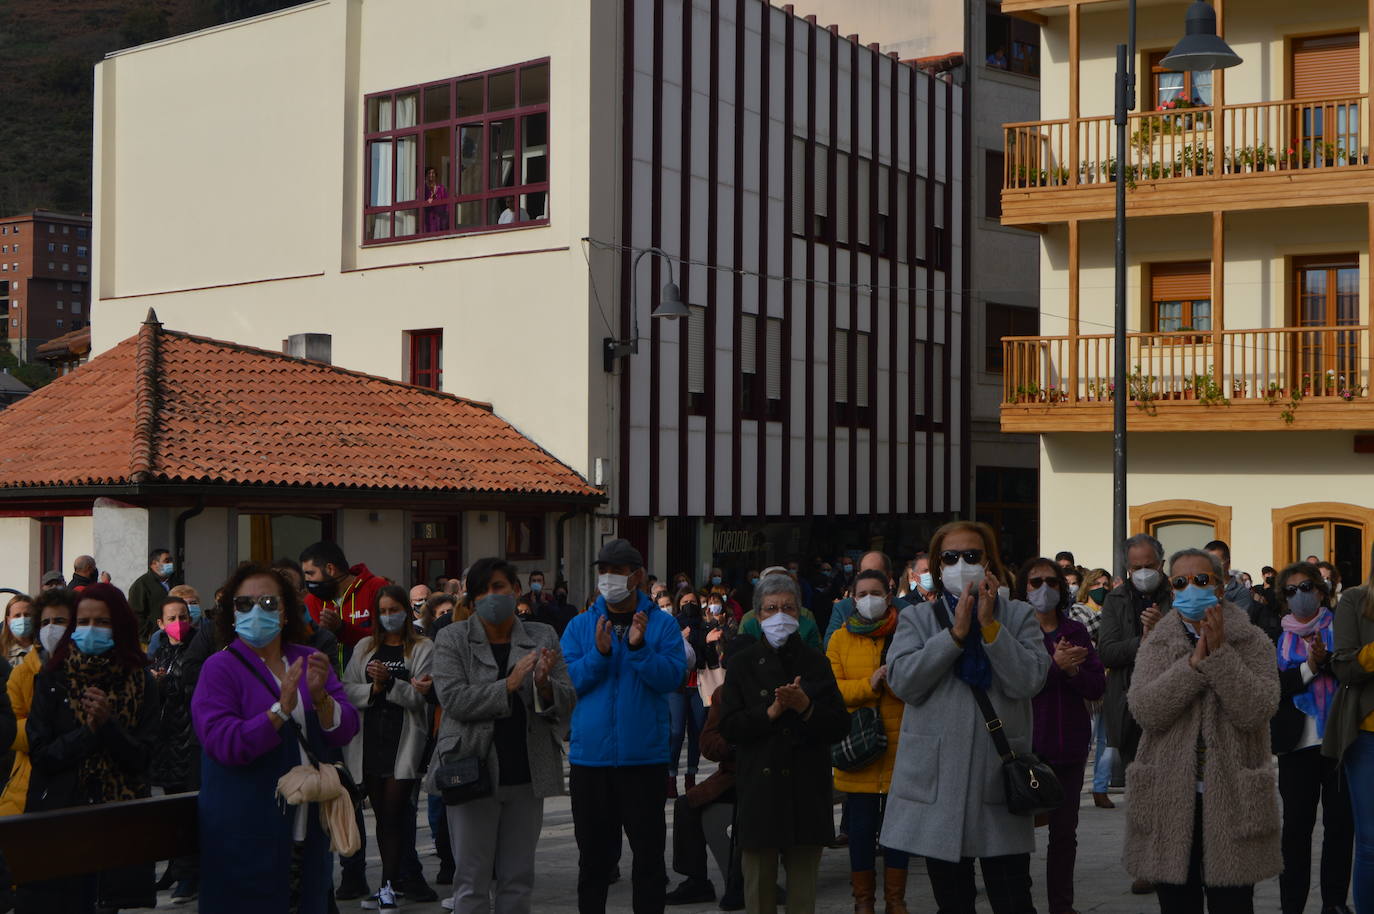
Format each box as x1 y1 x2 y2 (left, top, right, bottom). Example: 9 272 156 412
668 689 706 777
1345 731 1374 912
1092 710 1116 794
845 793 909 872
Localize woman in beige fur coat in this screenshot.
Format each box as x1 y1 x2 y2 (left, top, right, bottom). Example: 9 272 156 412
1124 548 1281 912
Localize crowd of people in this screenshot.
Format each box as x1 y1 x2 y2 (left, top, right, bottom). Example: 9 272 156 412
0 524 1369 914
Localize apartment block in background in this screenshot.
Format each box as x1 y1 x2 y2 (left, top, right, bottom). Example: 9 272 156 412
0 211 92 362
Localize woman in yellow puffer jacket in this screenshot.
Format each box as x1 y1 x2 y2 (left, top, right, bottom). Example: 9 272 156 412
827 569 909 914
0 591 74 816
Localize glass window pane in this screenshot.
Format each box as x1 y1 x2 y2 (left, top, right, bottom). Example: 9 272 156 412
367 213 392 240
489 119 515 189
367 96 391 132
456 78 484 117
1191 301 1212 330
1156 301 1183 332
1192 70 1213 106
394 209 418 237
489 70 516 111
1156 73 1184 107
455 202 483 228
423 128 451 233
493 195 530 224
1154 521 1215 558
458 126 483 195
396 135 418 202
396 92 419 128
368 141 393 206
423 84 450 123
521 63 550 106
1297 525 1326 563
520 192 548 221
522 113 548 184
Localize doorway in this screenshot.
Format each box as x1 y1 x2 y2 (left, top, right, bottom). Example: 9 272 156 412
1292 255 1359 391
410 514 462 588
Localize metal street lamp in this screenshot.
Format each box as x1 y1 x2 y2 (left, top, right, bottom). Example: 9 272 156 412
1111 0 1240 576
604 246 690 371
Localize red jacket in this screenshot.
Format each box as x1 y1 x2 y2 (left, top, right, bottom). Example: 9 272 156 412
304 563 386 647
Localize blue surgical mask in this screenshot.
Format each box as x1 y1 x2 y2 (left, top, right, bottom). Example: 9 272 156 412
187 603 202 624
160 562 174 577
919 572 934 592
377 611 405 633
234 604 282 648
71 625 115 656
1173 585 1218 621
529 581 543 593
8 617 32 639
711 576 722 586
750 577 760 587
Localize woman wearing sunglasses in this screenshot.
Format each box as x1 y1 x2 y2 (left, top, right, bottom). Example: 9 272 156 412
1124 548 1280 912
1268 563 1353 914
191 563 359 914
879 521 1050 914
1021 558 1104 914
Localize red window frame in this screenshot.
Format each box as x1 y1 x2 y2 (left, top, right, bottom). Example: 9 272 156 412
363 59 551 244
409 329 443 390
39 518 63 577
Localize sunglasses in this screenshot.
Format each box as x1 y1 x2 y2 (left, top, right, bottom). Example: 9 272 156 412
1170 574 1215 591
1284 580 1319 597
232 595 281 613
940 549 985 566
1028 576 1061 589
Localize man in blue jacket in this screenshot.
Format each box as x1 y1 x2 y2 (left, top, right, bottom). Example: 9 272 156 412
562 539 687 914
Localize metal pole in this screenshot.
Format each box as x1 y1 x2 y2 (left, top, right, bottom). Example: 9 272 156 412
1112 39 1130 580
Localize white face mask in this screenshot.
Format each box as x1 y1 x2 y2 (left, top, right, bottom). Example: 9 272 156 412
942 560 986 596
1130 568 1162 594
39 622 65 657
855 594 888 621
598 573 632 605
760 611 799 647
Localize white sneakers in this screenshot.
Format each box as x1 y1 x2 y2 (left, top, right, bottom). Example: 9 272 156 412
360 881 398 911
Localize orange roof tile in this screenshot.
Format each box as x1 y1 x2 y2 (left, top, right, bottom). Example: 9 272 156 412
34 326 92 359
0 313 601 501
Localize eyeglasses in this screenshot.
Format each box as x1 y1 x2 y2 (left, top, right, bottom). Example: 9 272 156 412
1284 580 1319 597
1170 574 1215 591
1027 576 1061 589
232 595 281 613
940 549 985 566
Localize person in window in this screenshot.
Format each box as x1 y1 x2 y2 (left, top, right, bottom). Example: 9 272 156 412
879 521 1049 914
718 573 849 914
1023 558 1105 914
0 588 74 818
827 569 911 913
423 167 449 232
342 584 435 911
1269 563 1353 914
987 45 1009 69
1 594 35 667
498 195 530 225
1124 548 1280 912
430 557 574 914
148 595 200 903
19 583 160 914
191 563 359 914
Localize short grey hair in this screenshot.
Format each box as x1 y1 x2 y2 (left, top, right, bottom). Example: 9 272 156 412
1168 547 1225 583
1125 534 1165 564
753 573 801 614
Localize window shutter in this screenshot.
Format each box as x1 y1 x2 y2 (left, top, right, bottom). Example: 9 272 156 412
857 159 871 246
766 318 783 400
834 329 849 403
878 165 891 216
856 331 870 407
688 305 707 393
814 145 829 216
1292 34 1360 98
896 173 908 264
915 176 928 260
792 138 807 235
1150 261 1211 301
835 152 850 244
741 313 758 374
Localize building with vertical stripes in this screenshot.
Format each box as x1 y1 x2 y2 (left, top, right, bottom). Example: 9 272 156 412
89 0 966 593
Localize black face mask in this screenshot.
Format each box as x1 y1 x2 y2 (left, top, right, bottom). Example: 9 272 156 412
306 575 341 601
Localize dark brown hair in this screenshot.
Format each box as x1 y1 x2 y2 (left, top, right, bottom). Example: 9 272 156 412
1016 557 1071 615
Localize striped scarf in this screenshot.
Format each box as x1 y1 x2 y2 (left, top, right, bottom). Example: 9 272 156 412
1276 608 1337 738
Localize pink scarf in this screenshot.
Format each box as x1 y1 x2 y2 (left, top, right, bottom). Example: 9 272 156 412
1281 608 1328 637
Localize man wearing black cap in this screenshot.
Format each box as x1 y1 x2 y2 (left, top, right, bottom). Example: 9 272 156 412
561 538 688 914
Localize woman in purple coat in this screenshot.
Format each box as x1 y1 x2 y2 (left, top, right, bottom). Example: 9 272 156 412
191 563 359 914
1019 557 1106 914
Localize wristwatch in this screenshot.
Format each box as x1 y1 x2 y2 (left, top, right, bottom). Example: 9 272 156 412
269 701 290 723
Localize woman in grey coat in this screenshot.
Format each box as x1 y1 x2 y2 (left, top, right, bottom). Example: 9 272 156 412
428 557 575 914
880 520 1051 914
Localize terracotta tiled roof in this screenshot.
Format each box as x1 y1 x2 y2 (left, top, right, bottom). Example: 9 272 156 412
34 326 92 360
0 312 601 500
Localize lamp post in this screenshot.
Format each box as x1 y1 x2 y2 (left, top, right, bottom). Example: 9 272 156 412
1110 0 1240 577
604 246 691 371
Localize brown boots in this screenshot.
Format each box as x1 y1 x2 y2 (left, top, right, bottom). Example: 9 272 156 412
883 867 909 914
850 870 876 913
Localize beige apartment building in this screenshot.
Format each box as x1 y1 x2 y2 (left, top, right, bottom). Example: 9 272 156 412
999 0 1374 581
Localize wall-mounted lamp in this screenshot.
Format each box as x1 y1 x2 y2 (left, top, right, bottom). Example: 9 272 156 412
604 247 691 372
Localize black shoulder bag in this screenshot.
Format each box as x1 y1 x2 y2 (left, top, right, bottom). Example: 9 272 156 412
831 633 894 771
228 647 363 806
929 602 1063 817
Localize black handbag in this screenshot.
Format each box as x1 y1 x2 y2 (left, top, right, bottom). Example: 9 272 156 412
433 754 494 806
929 602 1063 817
831 633 895 771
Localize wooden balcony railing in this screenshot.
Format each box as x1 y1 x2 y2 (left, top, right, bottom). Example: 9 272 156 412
1002 326 1370 407
1004 95 1367 190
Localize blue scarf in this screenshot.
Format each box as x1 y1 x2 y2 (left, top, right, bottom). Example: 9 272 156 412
942 592 992 690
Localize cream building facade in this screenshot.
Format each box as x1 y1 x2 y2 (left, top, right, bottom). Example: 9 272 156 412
999 0 1374 581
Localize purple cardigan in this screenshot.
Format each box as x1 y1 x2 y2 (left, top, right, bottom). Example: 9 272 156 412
1031 616 1106 766
192 640 358 767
